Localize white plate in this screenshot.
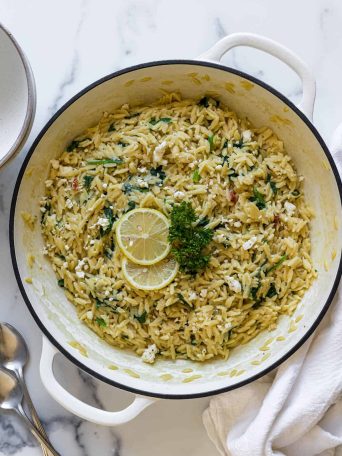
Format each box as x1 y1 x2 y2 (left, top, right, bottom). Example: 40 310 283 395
0 23 36 169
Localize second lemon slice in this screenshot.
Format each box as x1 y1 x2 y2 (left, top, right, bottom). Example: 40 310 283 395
116 208 170 265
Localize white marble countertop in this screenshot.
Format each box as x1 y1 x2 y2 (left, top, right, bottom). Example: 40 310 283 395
1 0 342 454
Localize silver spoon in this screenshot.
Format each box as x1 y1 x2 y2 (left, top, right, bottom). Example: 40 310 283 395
0 323 50 455
0 367 60 455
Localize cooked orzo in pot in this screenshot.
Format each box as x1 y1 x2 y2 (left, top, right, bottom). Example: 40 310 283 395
40 93 316 364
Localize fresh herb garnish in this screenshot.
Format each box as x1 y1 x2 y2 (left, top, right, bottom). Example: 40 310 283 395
249 187 266 209
134 311 147 324
108 123 115 132
100 207 116 237
86 157 123 166
168 202 213 274
267 254 287 274
266 283 277 298
192 167 201 183
150 165 166 181
149 117 172 125
83 175 94 192
57 279 64 288
96 317 107 328
177 293 193 309
208 134 215 151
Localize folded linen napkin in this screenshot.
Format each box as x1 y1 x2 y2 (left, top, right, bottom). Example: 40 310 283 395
203 126 342 456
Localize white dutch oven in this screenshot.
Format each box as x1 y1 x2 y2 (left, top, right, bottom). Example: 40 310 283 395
10 33 342 425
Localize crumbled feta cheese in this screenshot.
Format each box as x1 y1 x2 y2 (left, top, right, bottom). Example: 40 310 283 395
136 177 149 188
104 290 110 296
242 130 252 142
284 201 296 217
174 191 185 200
138 167 147 173
234 221 242 228
189 292 197 301
102 183 108 189
65 199 73 209
76 271 85 278
63 262 68 268
89 240 95 245
215 233 226 242
97 217 110 228
86 311 93 320
141 344 158 364
153 141 167 163
226 276 242 293
216 165 222 171
189 162 195 169
40 207 47 213
200 289 207 298
242 236 258 250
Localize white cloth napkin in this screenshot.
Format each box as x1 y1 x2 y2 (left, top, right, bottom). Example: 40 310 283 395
203 126 342 456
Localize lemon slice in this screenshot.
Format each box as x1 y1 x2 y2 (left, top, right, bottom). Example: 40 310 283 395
122 256 178 290
116 208 170 265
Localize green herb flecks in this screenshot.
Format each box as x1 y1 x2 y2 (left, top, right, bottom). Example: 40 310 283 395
134 311 147 324
96 317 107 328
267 254 288 274
190 334 197 345
86 157 123 166
249 187 266 210
83 175 94 192
108 123 115 132
150 165 166 182
270 181 277 194
168 202 213 274
126 201 136 212
122 181 149 194
292 189 300 197
197 216 210 227
149 117 172 125
177 293 193 310
57 279 64 288
100 207 116 237
266 283 277 298
208 134 215 152
192 167 201 183
67 140 80 152
233 139 244 148
118 141 127 147
198 96 209 107
95 298 119 313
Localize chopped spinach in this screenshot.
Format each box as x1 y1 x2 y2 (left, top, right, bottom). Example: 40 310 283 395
233 139 244 148
95 298 119 313
177 293 193 309
292 189 300 197
190 334 197 345
149 117 172 125
83 175 94 192
134 311 147 324
122 182 133 194
223 140 228 148
108 123 115 132
67 140 80 152
126 201 136 212
266 283 277 298
249 187 266 210
118 141 127 147
197 216 210 227
192 167 201 183
57 279 64 288
198 96 209 107
208 134 215 152
150 165 166 181
270 181 277 195
86 157 123 166
104 247 113 259
96 317 107 328
100 207 116 237
250 285 260 300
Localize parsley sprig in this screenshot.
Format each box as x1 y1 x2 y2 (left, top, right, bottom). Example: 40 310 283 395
168 202 213 274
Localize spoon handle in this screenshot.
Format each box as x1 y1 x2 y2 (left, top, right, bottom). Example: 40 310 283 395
15 404 61 456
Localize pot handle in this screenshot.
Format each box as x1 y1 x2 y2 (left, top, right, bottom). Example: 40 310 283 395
39 337 156 426
197 32 316 121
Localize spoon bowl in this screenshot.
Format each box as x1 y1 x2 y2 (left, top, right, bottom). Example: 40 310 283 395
0 367 23 410
0 323 28 371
